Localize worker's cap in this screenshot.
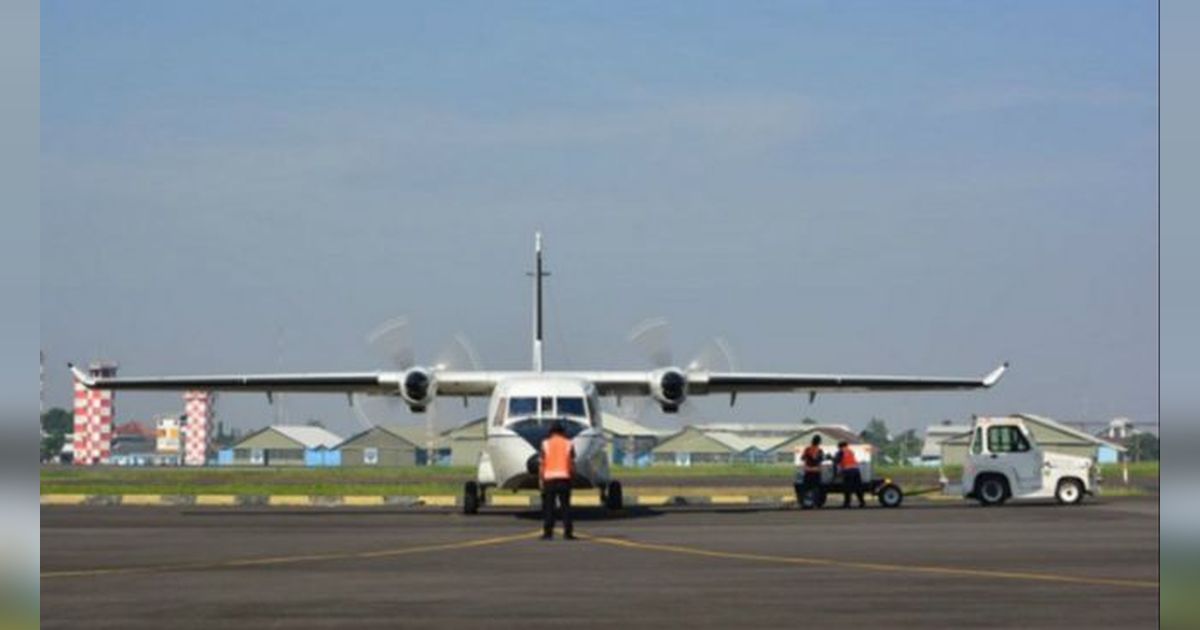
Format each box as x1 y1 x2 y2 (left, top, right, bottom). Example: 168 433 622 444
810 435 821 445
838 440 849 448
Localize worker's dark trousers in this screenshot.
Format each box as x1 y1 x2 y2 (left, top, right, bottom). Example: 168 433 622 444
795 472 822 508
842 468 865 507
541 480 573 537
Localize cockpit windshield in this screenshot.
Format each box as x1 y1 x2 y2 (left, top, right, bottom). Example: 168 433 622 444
557 397 586 418
509 397 538 416
506 395 591 424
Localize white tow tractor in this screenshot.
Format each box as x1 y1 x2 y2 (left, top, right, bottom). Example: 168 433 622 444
957 416 1098 506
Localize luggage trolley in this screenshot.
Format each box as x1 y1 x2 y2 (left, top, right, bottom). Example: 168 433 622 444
792 445 904 509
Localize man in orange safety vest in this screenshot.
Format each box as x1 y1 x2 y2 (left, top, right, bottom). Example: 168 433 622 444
834 440 866 508
794 434 825 509
540 421 576 540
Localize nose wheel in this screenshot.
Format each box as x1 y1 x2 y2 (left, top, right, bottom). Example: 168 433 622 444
463 481 483 515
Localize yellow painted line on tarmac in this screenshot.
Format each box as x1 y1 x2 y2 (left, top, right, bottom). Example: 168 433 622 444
579 534 1158 590
632 495 671 505
40 494 88 505
267 495 312 507
573 495 601 507
341 495 385 507
120 495 165 506
194 495 237 507
43 530 542 579
709 495 751 505
419 495 457 507
489 495 531 507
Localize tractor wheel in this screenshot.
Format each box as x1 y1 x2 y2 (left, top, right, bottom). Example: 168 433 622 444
1055 478 1084 505
976 476 1008 506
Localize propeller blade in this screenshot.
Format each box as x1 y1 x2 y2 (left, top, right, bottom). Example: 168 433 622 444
628 317 674 368
366 317 415 370
435 333 484 372
688 336 738 373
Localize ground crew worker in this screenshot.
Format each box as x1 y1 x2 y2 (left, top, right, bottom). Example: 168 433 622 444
539 421 576 540
834 440 866 508
794 435 825 509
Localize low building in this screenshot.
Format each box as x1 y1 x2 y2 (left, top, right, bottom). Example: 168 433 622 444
445 418 486 467
220 425 342 466
694 423 850 438
110 420 180 466
338 425 451 467
768 426 865 464
601 413 669 467
651 426 789 466
940 414 1125 467
918 422 972 467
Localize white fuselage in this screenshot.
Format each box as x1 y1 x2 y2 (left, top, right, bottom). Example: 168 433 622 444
475 376 611 490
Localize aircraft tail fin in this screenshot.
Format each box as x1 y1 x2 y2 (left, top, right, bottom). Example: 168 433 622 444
529 232 548 372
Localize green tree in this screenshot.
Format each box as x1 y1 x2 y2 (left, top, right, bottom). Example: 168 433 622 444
883 428 922 466
860 417 890 449
40 407 73 461
1127 433 1159 462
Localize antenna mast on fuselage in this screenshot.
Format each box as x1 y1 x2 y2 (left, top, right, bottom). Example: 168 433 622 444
528 231 549 372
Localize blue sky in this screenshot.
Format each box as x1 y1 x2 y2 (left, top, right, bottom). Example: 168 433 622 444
41 1 1158 435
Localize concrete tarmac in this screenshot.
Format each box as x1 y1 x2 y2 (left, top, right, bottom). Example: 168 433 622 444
42 498 1159 629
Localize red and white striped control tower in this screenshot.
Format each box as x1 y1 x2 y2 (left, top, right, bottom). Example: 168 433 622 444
183 391 214 466
72 361 118 465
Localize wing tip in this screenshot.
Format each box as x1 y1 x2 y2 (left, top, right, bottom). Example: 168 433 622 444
67 362 96 388
982 362 1009 387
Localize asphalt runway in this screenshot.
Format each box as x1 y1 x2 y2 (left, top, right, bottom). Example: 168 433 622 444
42 497 1159 629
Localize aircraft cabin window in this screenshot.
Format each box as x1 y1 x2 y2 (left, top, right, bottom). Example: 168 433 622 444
509 397 537 417
557 397 586 418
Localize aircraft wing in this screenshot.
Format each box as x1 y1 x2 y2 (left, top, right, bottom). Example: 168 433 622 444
69 363 392 394
584 363 1008 396
702 362 1009 394
69 363 508 397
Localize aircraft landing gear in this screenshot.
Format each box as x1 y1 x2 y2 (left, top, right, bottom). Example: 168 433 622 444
463 481 482 515
604 480 623 511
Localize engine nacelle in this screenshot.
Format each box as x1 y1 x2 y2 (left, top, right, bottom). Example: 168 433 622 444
399 367 435 411
649 367 688 413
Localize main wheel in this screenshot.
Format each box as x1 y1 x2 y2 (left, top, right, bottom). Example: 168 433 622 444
877 483 903 508
1055 478 1084 505
463 481 480 515
605 480 623 511
975 476 1008 506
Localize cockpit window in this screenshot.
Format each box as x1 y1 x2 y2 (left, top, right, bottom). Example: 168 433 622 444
557 397 587 418
541 397 554 413
509 397 538 416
